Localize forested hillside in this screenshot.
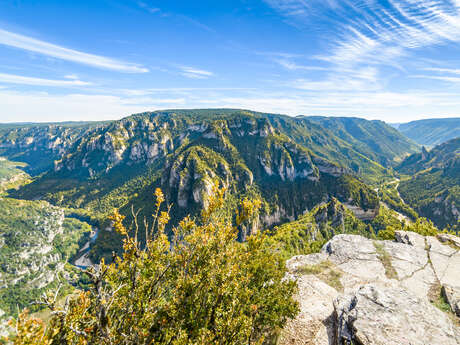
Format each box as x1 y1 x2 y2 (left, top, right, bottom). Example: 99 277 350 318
306 116 418 166
397 138 459 231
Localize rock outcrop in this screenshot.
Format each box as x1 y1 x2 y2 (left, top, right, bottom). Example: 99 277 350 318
280 231 460 345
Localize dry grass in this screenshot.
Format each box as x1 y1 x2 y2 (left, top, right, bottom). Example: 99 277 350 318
297 260 344 292
428 283 460 326
374 242 398 280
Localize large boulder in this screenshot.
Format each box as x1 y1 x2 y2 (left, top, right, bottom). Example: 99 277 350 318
279 231 460 345
335 284 459 345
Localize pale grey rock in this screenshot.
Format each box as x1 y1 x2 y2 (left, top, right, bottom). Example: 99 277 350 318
427 235 457 257
321 234 377 264
426 236 460 298
177 172 191 208
188 124 208 132
382 240 427 278
280 233 460 345
399 263 438 300
334 284 460 345
321 235 387 283
259 158 273 176
286 253 329 272
203 131 218 139
438 251 460 289
280 274 338 345
259 206 292 227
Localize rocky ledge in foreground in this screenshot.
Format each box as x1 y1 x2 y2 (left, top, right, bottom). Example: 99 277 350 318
280 231 460 345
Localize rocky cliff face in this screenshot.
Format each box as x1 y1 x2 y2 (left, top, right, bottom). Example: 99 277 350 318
54 117 178 177
280 231 460 345
0 110 403 263
9 111 379 239
0 124 96 175
0 109 412 184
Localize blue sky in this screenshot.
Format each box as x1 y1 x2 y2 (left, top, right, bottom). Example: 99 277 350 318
1 0 460 122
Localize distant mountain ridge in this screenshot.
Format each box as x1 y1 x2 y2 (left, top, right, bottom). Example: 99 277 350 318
0 110 417 180
305 116 419 166
392 118 460 146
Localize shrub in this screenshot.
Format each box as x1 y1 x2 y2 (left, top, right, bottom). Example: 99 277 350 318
7 187 298 345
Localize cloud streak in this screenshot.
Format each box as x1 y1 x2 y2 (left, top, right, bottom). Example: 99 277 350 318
0 73 92 87
274 58 326 71
0 29 149 73
413 75 460 83
179 66 214 79
424 67 460 75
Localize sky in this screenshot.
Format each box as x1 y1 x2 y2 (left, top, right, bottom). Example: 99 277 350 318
1 0 460 123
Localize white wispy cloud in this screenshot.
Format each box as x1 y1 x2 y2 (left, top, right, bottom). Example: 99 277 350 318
412 66 460 83
137 1 160 14
275 58 326 71
265 0 460 67
0 73 92 87
64 74 79 80
412 75 460 83
120 87 255 96
0 29 149 73
290 66 381 91
179 66 214 79
423 67 460 75
196 90 460 121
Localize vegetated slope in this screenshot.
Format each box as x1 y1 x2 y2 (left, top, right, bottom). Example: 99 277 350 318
268 195 433 260
269 198 375 259
0 109 417 260
305 116 419 166
394 118 460 146
396 138 460 231
0 197 92 324
0 158 29 191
